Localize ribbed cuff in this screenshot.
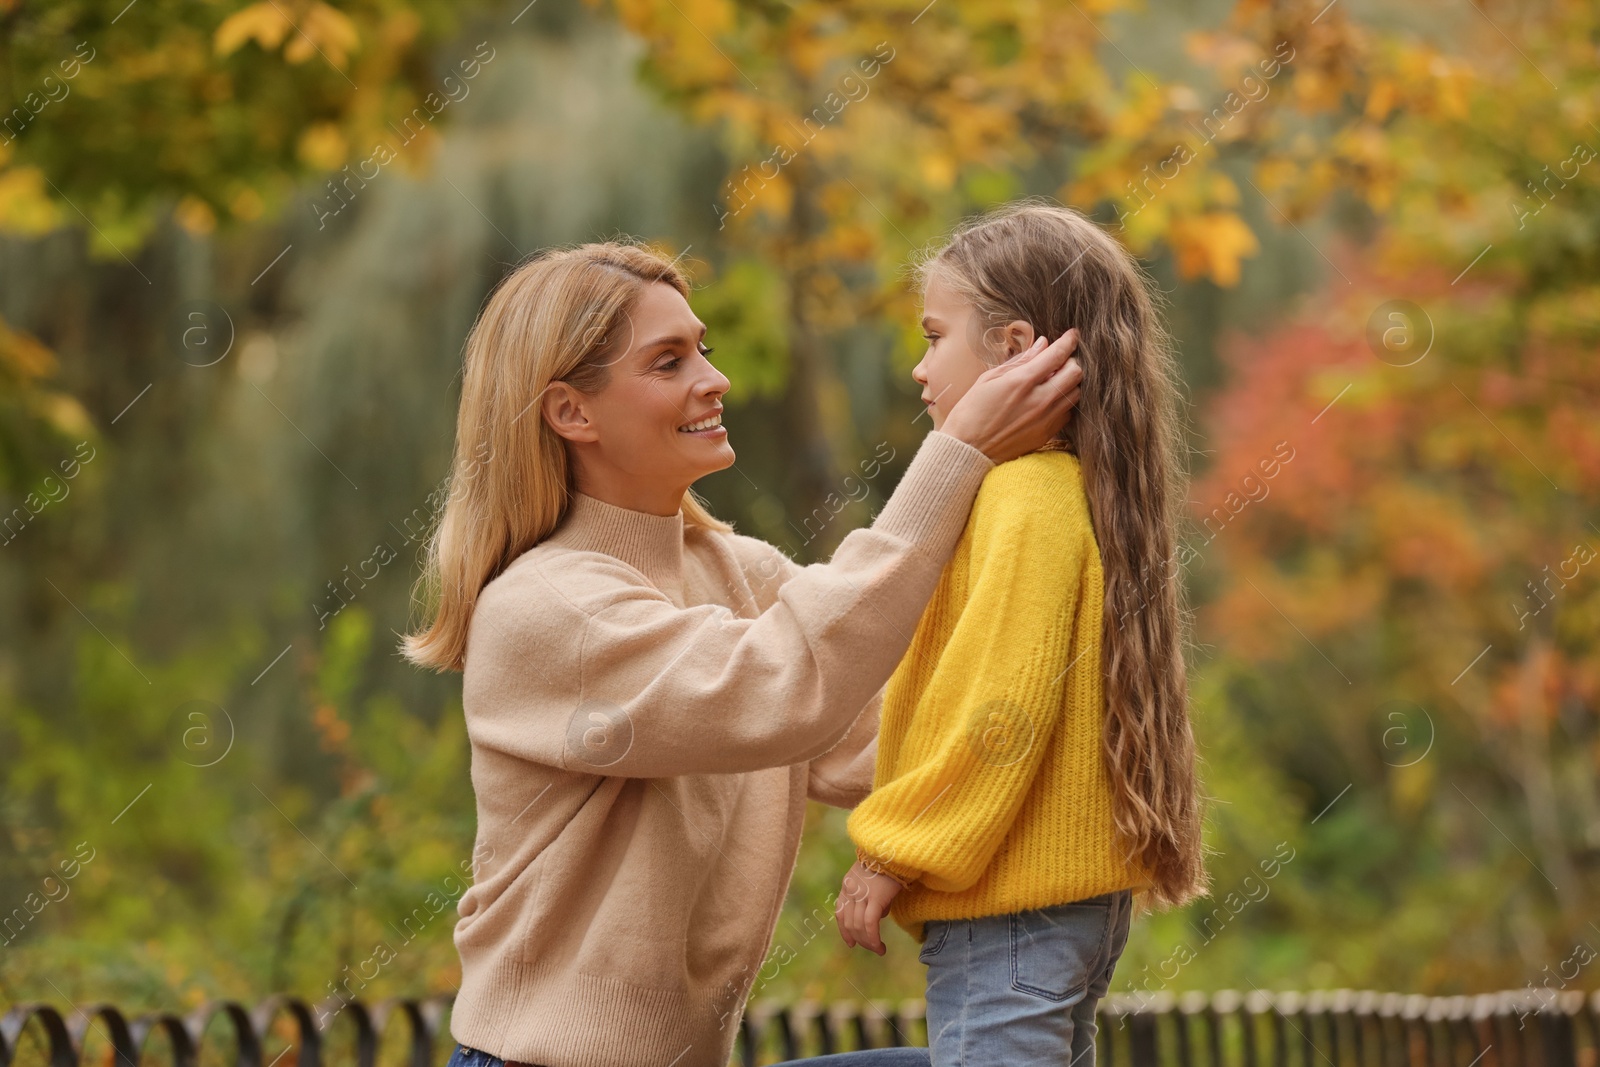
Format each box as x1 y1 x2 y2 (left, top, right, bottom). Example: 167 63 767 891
872 431 994 555
856 846 921 888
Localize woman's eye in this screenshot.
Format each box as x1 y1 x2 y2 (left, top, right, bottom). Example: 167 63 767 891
698 343 715 357
658 356 681 371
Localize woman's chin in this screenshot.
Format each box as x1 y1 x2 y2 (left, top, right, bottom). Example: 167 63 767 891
676 437 736 480
702 442 737 474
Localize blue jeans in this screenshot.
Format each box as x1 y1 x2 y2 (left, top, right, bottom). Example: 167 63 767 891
451 888 1129 1067
460 1038 926 1067
446 1046 520 1067
449 1045 559 1067
919 890 1133 1067
770 1053 930 1066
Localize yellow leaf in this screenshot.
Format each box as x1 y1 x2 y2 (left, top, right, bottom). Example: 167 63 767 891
743 171 793 219
297 123 347 170
175 196 217 235
0 317 57 380
230 186 266 222
0 165 60 236
1365 78 1397 122
1169 211 1259 287
676 0 733 38
1255 156 1298 195
36 391 95 439
921 152 956 190
215 3 291 57
301 2 361 69
381 9 422 49
283 34 316 64
1208 172 1241 207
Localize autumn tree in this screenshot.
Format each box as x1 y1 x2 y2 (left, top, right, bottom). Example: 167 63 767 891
595 0 1282 547
0 0 492 486
1182 0 1600 983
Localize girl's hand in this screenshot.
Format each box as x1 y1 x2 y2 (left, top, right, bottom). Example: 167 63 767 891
835 859 907 956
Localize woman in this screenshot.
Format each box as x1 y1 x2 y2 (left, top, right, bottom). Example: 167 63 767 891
402 241 1082 1067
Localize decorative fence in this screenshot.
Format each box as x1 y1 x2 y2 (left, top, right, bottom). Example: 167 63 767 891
2 989 1596 1067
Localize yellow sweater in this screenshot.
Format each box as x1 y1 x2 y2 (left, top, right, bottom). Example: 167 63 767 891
847 450 1150 943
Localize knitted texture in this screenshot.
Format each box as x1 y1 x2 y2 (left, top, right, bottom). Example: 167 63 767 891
450 431 995 1067
847 451 1150 943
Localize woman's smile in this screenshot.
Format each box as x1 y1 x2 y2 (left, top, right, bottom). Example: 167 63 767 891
677 407 726 437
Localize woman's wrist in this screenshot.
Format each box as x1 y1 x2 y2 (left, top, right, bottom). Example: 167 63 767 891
870 432 993 551
936 407 996 458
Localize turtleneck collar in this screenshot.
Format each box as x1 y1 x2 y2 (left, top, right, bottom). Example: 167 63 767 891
543 491 686 591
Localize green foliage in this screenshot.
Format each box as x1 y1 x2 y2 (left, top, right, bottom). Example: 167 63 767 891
0 602 474 1007
0 0 484 248
692 257 791 399
2 0 1597 1026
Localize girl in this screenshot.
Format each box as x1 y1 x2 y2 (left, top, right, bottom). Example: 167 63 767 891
831 202 1211 1067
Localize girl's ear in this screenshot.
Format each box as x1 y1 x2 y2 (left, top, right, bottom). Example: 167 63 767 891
1001 319 1037 358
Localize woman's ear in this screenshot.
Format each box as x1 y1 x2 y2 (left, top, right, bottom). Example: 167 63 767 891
1001 320 1037 358
541 381 599 444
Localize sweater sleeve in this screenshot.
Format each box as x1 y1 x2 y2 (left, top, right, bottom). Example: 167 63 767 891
724 533 884 809
845 467 1091 893
805 685 883 808
463 431 994 779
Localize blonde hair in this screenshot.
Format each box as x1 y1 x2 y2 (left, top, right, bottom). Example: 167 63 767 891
917 200 1210 913
401 241 729 673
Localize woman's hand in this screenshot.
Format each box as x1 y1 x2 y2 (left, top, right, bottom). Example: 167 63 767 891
835 859 907 956
939 330 1084 463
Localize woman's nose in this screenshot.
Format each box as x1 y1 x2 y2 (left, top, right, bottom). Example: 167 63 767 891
700 362 731 398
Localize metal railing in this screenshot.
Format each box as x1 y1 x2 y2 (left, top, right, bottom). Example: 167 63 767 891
2 989 1595 1067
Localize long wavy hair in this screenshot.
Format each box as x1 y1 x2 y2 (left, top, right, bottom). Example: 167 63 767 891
401 242 729 673
917 200 1210 912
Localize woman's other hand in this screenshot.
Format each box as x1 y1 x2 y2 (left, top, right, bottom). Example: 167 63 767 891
939 330 1083 463
835 859 907 956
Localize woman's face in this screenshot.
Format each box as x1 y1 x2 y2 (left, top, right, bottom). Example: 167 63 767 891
545 282 735 511
913 274 1036 430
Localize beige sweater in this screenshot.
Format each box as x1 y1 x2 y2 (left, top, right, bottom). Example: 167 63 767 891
449 431 995 1067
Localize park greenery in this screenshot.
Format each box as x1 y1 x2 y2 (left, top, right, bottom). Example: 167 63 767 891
1 0 1596 1034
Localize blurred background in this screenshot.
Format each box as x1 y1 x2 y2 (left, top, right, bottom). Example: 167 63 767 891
1 0 1597 1033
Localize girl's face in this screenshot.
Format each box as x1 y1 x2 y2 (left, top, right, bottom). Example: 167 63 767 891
542 282 735 513
913 273 1035 431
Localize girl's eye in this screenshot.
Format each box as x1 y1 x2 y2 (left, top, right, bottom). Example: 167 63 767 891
922 334 938 344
